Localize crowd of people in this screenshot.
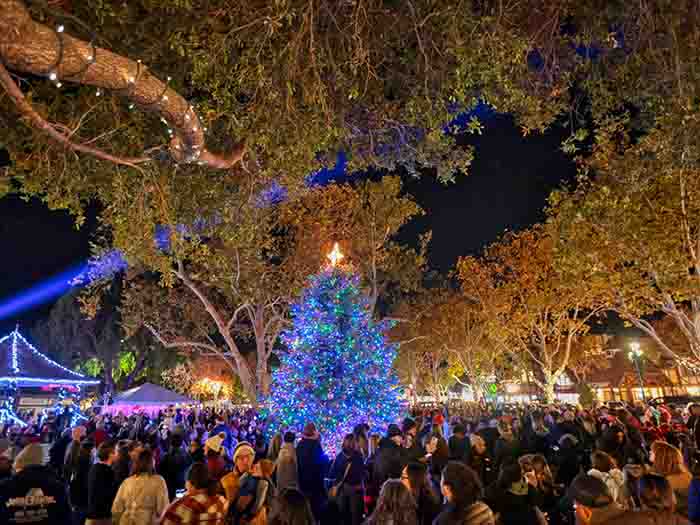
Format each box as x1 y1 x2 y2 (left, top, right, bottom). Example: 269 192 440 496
1 401 700 524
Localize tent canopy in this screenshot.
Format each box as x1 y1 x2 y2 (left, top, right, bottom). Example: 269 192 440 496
111 383 194 406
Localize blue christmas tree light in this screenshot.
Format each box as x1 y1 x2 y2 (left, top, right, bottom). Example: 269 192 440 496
267 244 404 452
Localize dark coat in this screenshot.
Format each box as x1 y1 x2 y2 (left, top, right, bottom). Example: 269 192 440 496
68 453 92 509
373 438 405 487
484 483 543 525
329 449 365 487
0 465 71 524
296 435 327 495
159 447 193 501
448 435 469 462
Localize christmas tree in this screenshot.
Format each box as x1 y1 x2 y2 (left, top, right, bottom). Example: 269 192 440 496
267 245 403 450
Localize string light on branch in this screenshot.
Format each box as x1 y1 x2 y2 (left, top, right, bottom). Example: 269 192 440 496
96 88 102 97
56 24 65 33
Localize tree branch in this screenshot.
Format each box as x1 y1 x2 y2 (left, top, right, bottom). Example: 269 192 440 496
0 0 245 170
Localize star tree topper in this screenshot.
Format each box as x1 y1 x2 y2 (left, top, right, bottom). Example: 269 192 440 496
327 242 345 268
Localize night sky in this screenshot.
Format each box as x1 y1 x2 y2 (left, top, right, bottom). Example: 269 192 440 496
0 114 575 331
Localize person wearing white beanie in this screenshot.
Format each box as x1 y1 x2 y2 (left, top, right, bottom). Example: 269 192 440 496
221 442 256 502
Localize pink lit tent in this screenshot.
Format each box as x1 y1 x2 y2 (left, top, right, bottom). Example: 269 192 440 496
101 382 194 416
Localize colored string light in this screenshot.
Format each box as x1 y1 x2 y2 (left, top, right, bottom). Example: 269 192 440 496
267 267 404 453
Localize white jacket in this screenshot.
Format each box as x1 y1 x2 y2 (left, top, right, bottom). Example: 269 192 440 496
588 468 625 504
112 473 169 525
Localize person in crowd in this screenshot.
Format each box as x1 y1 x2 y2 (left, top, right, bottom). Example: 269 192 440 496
467 434 495 487
268 487 316 525
494 420 520 472
0 442 71 524
587 450 625 507
159 462 228 525
113 440 132 487
64 425 87 482
651 441 692 518
448 423 469 463
92 421 108 447
354 424 370 460
48 428 72 478
434 461 495 525
0 438 12 480
606 474 690 525
267 433 282 463
568 473 626 525
112 448 169 525
221 442 255 503
429 431 450 490
554 433 584 488
86 440 118 525
484 460 544 525
403 417 427 463
159 434 193 502
401 462 441 525
374 424 406 487
276 431 299 492
69 439 95 525
211 416 233 454
328 433 366 525
222 442 272 525
189 439 205 463
295 422 327 519
363 479 418 525
204 433 228 483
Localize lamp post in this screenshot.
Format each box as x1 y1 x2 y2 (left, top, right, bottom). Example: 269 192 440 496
628 341 645 402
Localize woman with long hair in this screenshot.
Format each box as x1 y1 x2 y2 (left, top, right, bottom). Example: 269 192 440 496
401 462 441 525
159 462 228 525
434 462 494 525
112 448 169 525
651 441 692 517
363 479 418 525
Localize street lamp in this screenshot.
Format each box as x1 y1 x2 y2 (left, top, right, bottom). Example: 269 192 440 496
628 341 645 402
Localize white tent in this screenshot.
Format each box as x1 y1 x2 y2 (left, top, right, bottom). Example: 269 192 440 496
101 383 194 416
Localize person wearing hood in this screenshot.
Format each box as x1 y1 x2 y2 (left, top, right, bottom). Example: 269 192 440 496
275 431 299 492
374 424 406 488
293 423 327 519
554 434 584 488
0 442 71 524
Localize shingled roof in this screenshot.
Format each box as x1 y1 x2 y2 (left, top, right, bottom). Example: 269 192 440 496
0 329 100 387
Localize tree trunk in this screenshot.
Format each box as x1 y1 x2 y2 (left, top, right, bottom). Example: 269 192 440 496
541 372 556 404
103 360 114 394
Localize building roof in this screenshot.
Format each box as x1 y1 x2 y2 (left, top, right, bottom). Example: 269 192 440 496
0 329 100 387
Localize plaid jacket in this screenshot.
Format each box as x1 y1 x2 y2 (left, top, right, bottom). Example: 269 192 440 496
159 490 228 525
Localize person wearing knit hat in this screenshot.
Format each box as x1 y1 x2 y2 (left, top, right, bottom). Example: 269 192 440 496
233 441 255 464
220 442 256 503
